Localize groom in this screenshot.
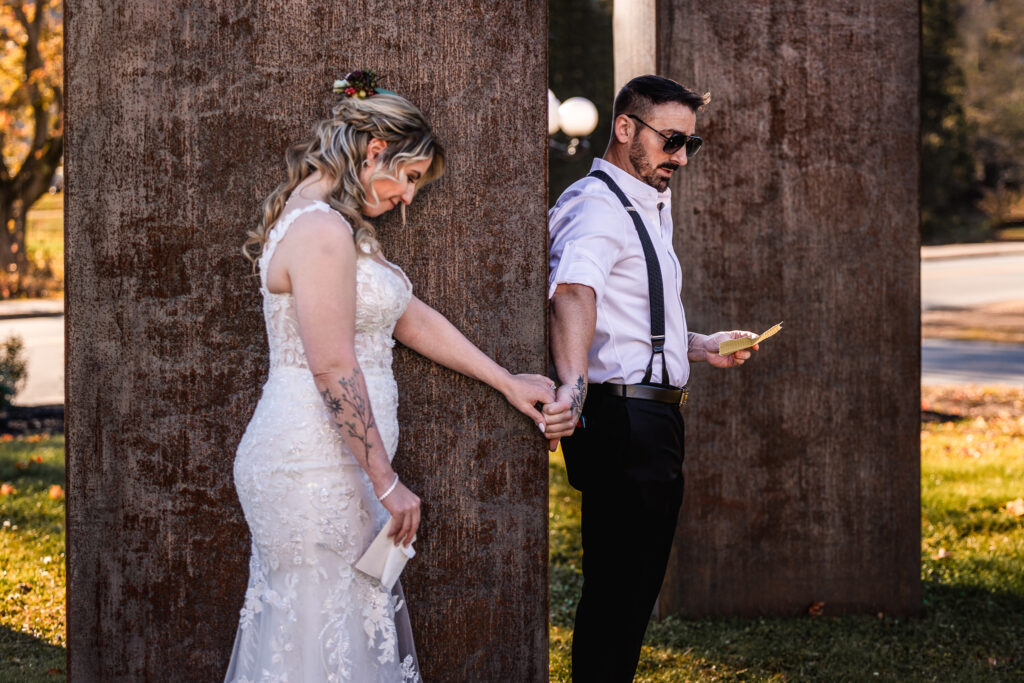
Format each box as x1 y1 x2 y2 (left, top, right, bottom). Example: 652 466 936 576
543 75 757 681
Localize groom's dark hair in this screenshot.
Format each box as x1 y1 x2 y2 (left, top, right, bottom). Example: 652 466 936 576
612 75 710 120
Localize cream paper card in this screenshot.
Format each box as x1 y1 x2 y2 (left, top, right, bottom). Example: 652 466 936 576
355 518 416 590
718 322 783 356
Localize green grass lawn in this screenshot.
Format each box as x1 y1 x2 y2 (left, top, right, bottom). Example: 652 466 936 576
550 410 1024 681
25 193 63 266
0 408 1022 681
0 435 65 681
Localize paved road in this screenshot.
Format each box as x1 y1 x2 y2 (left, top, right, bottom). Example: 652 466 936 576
923 338 1024 386
0 314 64 406
920 250 1024 385
921 253 1024 310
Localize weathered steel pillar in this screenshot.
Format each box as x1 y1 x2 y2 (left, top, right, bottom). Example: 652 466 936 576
65 1 548 679
657 1 921 616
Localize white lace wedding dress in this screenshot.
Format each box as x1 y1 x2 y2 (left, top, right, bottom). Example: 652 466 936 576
225 201 421 682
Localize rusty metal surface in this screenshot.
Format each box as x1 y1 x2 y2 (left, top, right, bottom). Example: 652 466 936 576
657 1 921 616
65 1 548 679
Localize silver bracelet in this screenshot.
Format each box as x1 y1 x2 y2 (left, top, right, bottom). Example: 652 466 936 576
378 474 400 502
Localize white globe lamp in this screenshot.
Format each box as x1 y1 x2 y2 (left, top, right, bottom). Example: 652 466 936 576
548 90 562 136
557 97 599 138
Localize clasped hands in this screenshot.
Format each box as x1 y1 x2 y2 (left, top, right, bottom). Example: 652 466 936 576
539 330 761 450
459 328 763 452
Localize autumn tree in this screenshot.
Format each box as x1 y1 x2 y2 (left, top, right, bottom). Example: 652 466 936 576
0 0 62 278
921 0 984 243
960 0 1024 225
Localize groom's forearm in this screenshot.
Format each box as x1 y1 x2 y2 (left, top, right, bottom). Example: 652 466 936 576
687 331 710 362
550 284 595 390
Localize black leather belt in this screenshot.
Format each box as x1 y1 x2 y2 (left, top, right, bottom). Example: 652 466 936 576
591 382 688 408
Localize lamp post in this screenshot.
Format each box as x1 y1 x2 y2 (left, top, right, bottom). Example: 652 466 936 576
548 90 599 157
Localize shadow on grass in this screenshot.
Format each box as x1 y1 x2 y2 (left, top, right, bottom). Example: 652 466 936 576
625 581 1024 682
0 472 64 541
0 436 65 537
549 565 582 629
0 627 64 682
0 461 63 487
549 446 1024 680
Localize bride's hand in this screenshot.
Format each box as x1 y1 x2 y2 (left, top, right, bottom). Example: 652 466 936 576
501 373 557 431
379 479 421 547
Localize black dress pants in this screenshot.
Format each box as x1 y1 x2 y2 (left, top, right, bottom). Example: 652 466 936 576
561 389 685 683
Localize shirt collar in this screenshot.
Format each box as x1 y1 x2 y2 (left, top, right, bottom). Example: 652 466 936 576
591 158 671 211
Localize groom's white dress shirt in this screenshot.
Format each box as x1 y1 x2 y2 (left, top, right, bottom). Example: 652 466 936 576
548 158 690 387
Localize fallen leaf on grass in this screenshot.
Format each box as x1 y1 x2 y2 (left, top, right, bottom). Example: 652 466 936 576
45 669 62 676
1005 498 1024 517
48 484 64 500
14 461 28 470
33 455 43 463
933 547 952 560
0 483 15 496
808 601 825 617
0 434 13 442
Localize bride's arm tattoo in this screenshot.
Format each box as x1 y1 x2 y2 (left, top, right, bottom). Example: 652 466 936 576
569 375 587 421
319 367 378 465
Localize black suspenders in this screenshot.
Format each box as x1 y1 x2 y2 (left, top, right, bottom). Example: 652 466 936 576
588 170 669 386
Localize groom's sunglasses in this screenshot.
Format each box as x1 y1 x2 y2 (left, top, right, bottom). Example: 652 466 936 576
627 114 703 157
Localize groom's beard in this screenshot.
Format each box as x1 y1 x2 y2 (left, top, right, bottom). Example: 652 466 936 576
629 137 678 192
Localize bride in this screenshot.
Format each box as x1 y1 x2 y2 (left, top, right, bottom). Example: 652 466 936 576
224 72 555 682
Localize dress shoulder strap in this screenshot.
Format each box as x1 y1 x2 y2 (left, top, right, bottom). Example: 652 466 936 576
259 202 353 287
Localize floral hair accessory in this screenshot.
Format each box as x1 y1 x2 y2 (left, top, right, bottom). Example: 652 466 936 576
332 70 397 99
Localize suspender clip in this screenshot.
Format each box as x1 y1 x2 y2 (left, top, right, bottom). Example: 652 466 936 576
651 334 666 353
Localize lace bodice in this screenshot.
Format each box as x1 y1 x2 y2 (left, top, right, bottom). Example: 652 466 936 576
258 202 413 374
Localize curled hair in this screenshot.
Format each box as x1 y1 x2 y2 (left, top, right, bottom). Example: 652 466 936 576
612 74 710 120
244 92 445 263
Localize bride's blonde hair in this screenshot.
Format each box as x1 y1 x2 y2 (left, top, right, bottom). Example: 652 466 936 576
244 92 445 262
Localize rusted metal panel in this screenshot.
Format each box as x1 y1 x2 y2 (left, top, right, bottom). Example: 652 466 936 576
657 0 921 616
65 1 548 679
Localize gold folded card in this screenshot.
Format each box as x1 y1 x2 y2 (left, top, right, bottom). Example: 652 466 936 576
718 322 783 356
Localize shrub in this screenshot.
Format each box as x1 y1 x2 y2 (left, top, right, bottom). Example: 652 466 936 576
0 334 28 410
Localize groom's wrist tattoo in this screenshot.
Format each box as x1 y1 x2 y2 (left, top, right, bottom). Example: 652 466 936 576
320 367 378 466
569 375 586 420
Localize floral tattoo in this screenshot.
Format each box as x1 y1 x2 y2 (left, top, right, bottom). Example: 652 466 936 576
320 367 377 465
569 375 587 422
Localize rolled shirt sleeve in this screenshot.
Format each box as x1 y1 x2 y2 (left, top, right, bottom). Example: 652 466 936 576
548 188 627 302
